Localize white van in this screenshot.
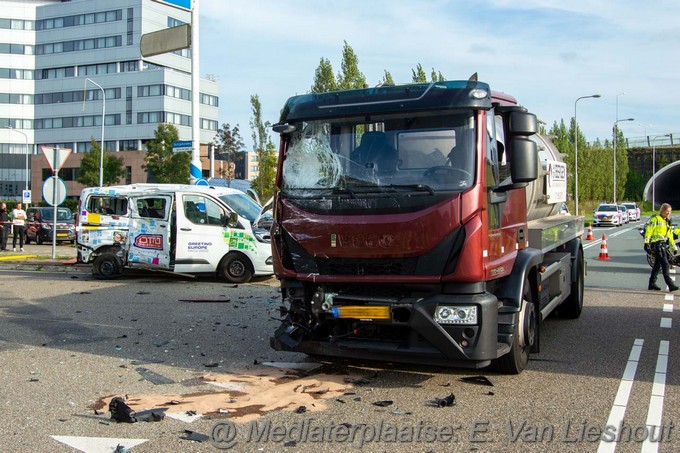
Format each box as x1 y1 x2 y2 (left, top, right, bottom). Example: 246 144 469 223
76 184 273 282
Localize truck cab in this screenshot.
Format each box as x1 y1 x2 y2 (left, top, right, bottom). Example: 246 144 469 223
77 184 273 282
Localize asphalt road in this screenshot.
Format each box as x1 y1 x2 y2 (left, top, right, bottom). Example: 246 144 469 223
0 235 677 452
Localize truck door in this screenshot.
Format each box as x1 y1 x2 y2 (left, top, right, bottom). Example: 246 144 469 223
128 195 172 269
174 193 230 273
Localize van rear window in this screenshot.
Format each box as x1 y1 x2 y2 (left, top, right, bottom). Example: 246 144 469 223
87 196 128 215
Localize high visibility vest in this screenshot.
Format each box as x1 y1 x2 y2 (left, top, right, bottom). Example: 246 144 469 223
644 214 677 251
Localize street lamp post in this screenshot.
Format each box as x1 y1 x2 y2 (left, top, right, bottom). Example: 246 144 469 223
6 126 30 193
85 78 106 187
651 134 671 211
573 94 601 216
612 117 634 205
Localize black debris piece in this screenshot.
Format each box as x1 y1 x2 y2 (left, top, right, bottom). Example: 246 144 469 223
152 339 170 347
186 410 197 416
253 359 261 365
353 397 362 402
434 393 456 408
336 399 346 404
109 397 137 423
136 291 150 295
135 367 175 385
70 276 78 279
460 375 494 386
204 362 219 368
372 400 393 407
181 430 210 443
135 408 166 422
165 400 181 405
294 406 307 414
95 409 106 415
117 334 128 339
284 440 297 447
29 378 39 382
113 445 129 453
486 391 495 396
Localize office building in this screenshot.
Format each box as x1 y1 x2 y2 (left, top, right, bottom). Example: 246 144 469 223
0 0 219 202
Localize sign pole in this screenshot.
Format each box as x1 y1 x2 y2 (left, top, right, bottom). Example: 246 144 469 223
52 147 59 259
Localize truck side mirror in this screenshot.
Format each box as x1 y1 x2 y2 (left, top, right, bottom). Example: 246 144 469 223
509 111 538 136
509 137 538 183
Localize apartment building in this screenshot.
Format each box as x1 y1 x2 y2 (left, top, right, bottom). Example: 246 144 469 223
0 0 219 202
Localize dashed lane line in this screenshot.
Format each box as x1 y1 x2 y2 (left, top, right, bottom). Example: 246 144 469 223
597 339 644 453
640 341 671 453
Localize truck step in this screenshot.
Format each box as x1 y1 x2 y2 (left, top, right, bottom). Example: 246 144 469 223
497 343 511 356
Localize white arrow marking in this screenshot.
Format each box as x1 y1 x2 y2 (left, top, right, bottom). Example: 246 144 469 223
51 435 148 453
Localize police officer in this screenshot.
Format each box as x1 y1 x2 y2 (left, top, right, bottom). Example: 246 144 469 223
644 203 679 291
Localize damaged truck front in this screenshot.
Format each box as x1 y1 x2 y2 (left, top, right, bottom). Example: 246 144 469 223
269 79 584 373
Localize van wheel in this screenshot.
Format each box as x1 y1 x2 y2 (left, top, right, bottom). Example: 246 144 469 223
93 253 123 280
219 253 253 283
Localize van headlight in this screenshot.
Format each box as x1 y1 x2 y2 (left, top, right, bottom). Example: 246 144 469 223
434 305 478 325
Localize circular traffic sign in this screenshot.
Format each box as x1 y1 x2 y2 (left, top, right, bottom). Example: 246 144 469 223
42 176 67 206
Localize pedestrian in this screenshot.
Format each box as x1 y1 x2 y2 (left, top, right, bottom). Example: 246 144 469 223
0 202 9 251
12 202 27 252
644 203 679 291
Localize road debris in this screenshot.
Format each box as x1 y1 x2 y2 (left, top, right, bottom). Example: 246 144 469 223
460 375 494 386
433 393 456 408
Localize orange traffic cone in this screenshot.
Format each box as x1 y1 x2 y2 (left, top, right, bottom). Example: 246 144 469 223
585 223 595 240
597 234 610 260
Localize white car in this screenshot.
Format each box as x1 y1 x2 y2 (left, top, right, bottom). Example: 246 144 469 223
593 203 623 227
618 205 630 224
622 202 640 221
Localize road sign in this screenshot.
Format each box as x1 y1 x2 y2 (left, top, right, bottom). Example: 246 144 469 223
173 140 193 152
42 176 67 206
41 146 72 172
153 0 191 11
22 190 31 204
195 178 209 186
140 23 191 58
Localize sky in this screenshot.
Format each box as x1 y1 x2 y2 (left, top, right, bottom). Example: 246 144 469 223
198 0 679 150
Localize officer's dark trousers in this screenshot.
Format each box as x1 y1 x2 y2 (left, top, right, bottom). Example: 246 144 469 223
649 243 674 288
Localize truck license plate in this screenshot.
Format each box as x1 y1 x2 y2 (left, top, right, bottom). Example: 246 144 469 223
57 233 68 237
333 306 390 320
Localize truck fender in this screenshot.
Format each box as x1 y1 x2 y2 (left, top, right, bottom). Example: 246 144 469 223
495 248 543 311
564 237 583 284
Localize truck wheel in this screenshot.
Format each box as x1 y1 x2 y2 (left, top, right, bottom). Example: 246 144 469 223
218 253 253 283
493 278 535 374
559 248 584 319
92 253 123 280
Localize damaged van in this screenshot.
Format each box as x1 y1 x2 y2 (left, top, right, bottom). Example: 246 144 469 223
76 184 273 282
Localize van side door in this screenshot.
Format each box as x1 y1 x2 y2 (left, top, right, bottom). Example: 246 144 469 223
127 195 173 269
174 193 230 273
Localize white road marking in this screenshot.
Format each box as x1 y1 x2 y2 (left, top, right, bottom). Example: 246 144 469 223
51 436 148 453
640 341 670 453
664 294 674 301
660 318 672 329
597 339 644 453
663 304 673 313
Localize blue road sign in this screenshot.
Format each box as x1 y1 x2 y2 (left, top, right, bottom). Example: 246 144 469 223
195 178 209 186
154 0 191 11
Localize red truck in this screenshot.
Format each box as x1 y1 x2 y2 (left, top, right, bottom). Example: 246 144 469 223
269 78 584 373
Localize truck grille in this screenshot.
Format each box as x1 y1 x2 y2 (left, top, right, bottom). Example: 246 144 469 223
316 257 418 276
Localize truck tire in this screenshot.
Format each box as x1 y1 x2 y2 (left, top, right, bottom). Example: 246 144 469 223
559 248 584 319
494 278 535 374
92 253 123 280
218 253 253 283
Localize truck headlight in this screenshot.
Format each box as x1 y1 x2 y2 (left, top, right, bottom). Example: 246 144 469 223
434 305 478 325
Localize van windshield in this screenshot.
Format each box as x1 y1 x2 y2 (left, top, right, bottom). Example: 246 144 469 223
218 192 262 223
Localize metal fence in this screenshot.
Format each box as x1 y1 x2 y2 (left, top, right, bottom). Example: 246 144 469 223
625 133 678 148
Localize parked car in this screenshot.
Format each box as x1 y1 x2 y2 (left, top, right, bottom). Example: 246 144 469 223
618 205 630 224
622 202 640 221
25 207 76 244
593 203 623 227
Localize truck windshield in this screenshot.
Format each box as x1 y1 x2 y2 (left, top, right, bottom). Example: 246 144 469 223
281 112 476 198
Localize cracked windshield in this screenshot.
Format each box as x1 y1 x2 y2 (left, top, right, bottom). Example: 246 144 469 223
281 112 476 197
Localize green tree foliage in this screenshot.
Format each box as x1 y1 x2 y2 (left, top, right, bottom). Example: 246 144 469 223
336 40 367 90
213 123 245 179
249 95 277 203
613 126 629 202
310 57 338 93
143 123 191 183
76 138 126 187
431 68 445 82
411 63 427 82
382 70 395 86
624 169 645 201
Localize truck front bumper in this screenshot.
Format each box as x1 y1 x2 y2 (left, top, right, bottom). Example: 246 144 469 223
271 291 509 368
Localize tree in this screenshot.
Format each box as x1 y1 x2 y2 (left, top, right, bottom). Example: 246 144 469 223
77 138 126 187
310 57 338 93
336 40 366 90
613 126 629 202
143 123 191 183
249 95 277 203
411 63 427 82
381 70 395 86
431 68 445 82
213 123 245 179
